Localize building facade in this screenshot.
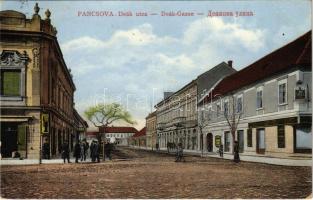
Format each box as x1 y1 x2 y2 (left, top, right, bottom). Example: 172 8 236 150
131 127 147 148
103 126 138 145
198 31 312 157
145 111 157 149
155 62 235 152
0 5 81 159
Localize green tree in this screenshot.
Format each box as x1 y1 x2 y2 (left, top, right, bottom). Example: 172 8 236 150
84 103 136 155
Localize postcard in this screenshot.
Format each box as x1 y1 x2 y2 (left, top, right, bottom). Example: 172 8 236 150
0 0 312 199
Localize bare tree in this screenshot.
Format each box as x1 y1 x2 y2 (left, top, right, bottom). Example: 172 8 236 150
223 94 242 154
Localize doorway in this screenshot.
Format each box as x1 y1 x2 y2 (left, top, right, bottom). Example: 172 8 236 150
256 128 265 154
207 133 213 152
1 123 18 157
237 130 244 153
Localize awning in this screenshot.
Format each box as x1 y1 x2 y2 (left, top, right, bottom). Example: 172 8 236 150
0 116 34 122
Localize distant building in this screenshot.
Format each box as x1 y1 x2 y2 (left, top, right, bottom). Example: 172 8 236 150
131 127 147 147
0 4 82 159
86 126 137 146
155 62 235 152
145 111 157 150
101 126 138 145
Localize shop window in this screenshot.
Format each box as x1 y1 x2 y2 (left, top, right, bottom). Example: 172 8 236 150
295 126 312 151
247 128 252 147
277 125 285 148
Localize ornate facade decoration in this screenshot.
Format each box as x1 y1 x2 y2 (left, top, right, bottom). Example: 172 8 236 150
0 50 29 67
32 48 40 69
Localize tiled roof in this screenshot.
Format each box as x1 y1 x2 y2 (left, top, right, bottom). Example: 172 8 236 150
100 126 138 133
200 31 311 104
86 132 98 136
133 127 146 137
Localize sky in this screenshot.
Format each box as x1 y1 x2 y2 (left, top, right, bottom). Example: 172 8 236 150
1 0 311 130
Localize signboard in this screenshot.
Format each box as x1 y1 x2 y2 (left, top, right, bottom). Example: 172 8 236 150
295 87 306 100
41 113 49 134
215 135 221 147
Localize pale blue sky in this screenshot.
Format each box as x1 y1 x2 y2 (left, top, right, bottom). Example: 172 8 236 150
2 1 311 129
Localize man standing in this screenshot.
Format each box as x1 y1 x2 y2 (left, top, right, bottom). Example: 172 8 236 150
43 139 50 159
61 141 70 163
74 141 81 163
219 143 224 158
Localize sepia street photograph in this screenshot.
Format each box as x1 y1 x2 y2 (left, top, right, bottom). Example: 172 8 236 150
0 0 312 199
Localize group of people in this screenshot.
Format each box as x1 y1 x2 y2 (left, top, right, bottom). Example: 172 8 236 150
62 139 114 163
73 139 90 163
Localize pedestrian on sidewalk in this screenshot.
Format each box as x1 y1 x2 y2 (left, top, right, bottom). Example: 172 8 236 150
90 140 96 162
43 139 50 159
234 141 240 163
95 141 100 163
83 139 89 161
219 143 224 158
74 141 81 163
106 142 112 160
61 141 71 163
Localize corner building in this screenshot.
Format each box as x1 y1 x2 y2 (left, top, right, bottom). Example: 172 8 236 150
0 5 77 159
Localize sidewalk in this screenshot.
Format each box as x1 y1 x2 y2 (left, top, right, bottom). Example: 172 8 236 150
135 147 312 167
0 158 92 165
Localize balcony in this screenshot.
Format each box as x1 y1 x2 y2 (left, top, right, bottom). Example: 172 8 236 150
157 122 166 130
172 116 186 127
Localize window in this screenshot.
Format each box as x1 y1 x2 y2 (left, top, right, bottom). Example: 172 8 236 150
247 128 252 147
224 131 231 152
278 82 287 104
277 125 285 148
223 100 229 116
208 106 212 120
256 90 263 109
0 70 21 96
216 103 221 117
237 96 243 113
0 51 28 98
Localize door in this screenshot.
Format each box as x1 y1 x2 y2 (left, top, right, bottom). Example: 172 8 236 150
237 130 244 153
1 123 18 157
256 128 265 154
207 133 213 152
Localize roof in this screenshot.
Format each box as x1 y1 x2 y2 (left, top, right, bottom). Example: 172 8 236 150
200 30 312 104
86 132 98 136
145 111 157 119
133 127 146 137
100 126 138 133
155 79 196 107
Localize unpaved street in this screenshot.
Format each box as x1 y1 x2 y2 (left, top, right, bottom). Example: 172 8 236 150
1 147 311 199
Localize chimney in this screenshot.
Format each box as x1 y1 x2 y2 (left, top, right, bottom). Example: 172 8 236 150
228 60 233 68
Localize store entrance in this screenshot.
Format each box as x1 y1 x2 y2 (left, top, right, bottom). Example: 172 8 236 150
1 123 18 158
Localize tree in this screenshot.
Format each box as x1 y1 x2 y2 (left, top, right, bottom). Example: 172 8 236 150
223 94 242 160
199 93 242 160
84 103 136 156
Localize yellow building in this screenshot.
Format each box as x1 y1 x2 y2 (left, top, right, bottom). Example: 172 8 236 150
0 4 81 159
146 111 157 150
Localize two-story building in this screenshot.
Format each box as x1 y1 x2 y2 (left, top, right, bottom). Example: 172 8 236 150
198 31 312 158
155 62 235 152
0 4 82 159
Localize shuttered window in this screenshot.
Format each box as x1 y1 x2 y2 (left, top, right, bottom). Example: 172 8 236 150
277 125 285 148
